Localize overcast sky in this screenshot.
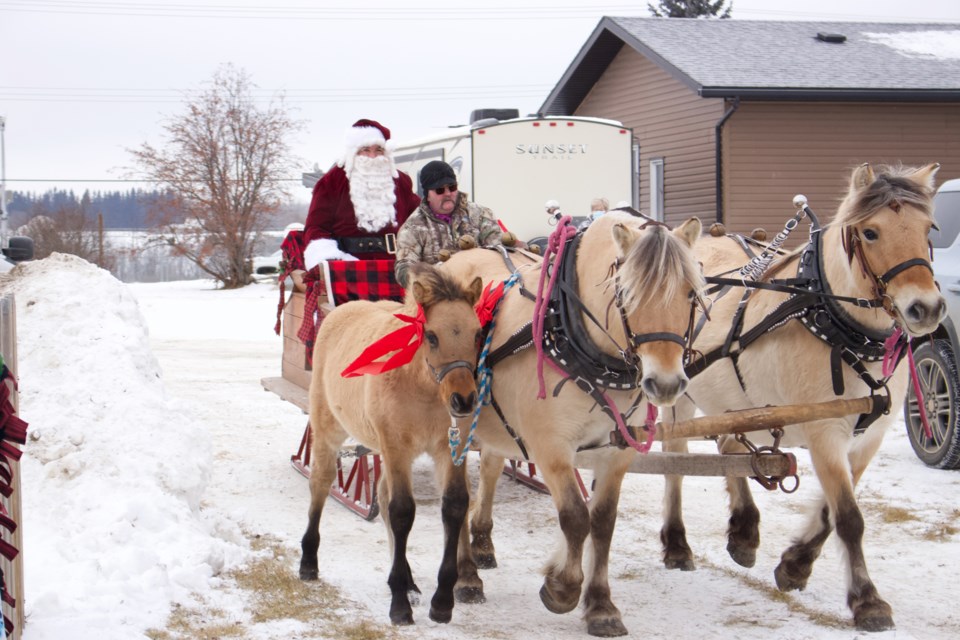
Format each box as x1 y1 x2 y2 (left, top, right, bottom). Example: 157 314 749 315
1 0 958 202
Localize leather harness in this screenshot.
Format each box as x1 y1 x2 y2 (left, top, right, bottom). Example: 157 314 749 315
685 205 931 435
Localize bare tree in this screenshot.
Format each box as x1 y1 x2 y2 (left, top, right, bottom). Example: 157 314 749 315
18 203 114 269
130 64 303 288
648 0 732 18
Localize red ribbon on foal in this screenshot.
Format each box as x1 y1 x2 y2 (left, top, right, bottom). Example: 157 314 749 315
341 305 426 377
475 280 506 327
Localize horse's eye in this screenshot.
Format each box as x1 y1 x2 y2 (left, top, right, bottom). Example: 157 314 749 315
863 228 879 242
425 332 439 348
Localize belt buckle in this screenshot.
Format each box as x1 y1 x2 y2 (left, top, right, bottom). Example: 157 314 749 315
385 233 397 254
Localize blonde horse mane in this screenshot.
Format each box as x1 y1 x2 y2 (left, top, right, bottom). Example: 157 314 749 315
616 224 705 315
835 163 936 227
757 163 937 281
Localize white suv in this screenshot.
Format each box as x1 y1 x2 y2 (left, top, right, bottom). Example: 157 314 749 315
903 178 960 469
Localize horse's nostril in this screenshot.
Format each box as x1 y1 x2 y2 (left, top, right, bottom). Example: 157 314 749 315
907 300 945 325
450 391 476 414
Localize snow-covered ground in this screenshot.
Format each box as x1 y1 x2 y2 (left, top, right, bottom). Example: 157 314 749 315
5 254 960 639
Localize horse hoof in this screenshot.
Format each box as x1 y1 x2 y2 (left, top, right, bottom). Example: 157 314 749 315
539 583 579 614
586 616 629 638
773 563 807 592
854 601 895 632
663 556 696 571
429 605 453 624
727 542 757 568
389 612 415 626
855 613 895 633
474 553 498 570
299 567 318 581
455 585 487 604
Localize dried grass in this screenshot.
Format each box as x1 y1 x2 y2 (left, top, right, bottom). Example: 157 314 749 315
146 533 399 639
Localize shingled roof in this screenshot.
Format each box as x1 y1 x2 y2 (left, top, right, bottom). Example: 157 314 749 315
541 17 960 114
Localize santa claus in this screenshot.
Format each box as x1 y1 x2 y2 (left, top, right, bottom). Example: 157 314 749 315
302 119 421 269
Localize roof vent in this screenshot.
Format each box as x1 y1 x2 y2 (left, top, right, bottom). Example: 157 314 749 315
469 108 520 124
816 32 847 44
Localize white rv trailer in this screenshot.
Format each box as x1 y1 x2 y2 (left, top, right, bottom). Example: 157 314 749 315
392 114 638 242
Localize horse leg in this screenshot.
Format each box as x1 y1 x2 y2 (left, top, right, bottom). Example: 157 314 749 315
582 451 633 637
538 458 591 616
661 401 695 570
718 434 761 568
469 451 504 569
776 427 894 631
428 450 482 621
379 454 419 626
299 414 344 581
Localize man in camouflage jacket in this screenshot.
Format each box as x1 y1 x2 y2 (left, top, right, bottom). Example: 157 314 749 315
394 160 502 288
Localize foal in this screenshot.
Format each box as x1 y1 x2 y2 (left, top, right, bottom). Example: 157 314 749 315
298 263 484 626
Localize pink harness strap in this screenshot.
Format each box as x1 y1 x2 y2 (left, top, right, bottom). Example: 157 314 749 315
533 217 578 398
884 328 932 440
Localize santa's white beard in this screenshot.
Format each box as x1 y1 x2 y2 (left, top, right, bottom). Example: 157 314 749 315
348 155 398 233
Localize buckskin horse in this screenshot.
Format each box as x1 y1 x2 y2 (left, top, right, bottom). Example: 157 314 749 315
660 163 944 631
298 262 484 626
442 213 705 636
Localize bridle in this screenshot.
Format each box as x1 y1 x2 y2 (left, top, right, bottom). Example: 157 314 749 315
611 259 701 369
843 224 934 319
428 359 475 383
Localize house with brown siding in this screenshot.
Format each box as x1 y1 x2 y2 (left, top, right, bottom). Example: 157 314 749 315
540 18 960 235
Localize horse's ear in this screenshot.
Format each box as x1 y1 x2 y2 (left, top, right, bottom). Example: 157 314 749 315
465 276 483 306
911 162 940 190
850 163 875 192
672 217 702 248
410 280 429 306
611 223 638 257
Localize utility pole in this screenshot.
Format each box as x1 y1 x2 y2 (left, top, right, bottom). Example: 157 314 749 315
0 116 7 249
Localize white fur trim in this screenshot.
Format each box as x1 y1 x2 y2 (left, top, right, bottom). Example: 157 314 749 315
344 125 386 151
304 238 357 269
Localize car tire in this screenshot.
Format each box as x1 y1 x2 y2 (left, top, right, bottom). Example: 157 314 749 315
903 339 960 469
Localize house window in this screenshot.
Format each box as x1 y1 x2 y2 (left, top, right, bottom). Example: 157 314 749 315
649 158 664 221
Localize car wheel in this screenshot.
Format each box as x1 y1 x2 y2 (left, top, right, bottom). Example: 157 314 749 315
903 339 960 469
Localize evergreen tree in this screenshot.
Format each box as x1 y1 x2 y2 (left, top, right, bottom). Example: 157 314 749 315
648 0 732 18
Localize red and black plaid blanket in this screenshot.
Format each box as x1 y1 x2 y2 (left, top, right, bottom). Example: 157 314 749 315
0 363 27 637
297 259 405 365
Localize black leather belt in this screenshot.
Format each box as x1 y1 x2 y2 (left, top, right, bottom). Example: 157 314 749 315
338 233 397 254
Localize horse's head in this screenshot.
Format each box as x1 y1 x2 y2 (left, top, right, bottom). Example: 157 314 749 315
837 162 945 336
609 216 705 406
408 263 484 418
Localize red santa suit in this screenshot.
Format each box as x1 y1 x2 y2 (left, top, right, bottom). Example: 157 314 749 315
302 119 421 267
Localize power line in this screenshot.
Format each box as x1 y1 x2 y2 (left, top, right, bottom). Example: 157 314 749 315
0 85 553 104
0 1 643 20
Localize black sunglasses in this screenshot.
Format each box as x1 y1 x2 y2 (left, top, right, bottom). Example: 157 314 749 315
432 184 458 195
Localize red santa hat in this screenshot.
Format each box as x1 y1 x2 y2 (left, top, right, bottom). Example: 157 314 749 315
339 118 397 176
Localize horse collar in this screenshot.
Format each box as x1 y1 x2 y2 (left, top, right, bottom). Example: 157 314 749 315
543 233 641 391
797 228 893 362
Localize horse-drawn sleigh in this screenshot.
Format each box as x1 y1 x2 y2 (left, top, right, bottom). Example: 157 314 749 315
261 162 943 636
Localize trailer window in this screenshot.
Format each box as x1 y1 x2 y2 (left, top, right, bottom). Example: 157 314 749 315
650 158 664 221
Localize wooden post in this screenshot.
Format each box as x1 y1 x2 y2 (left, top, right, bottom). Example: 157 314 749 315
0 294 23 640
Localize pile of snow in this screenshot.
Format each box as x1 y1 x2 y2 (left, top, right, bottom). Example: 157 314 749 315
2 254 250 639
